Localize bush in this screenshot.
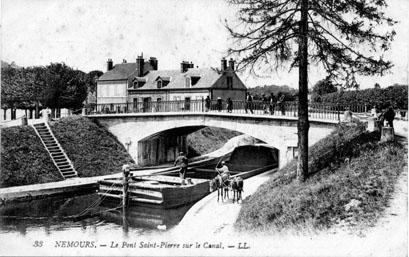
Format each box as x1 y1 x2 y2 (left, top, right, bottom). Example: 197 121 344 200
1 126 63 187
321 85 408 110
50 116 134 177
235 123 406 232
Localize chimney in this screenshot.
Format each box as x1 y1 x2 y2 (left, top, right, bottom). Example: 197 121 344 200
123 59 127 63
181 61 191 73
136 54 144 77
221 58 227 71
107 59 113 71
149 57 158 70
228 58 235 70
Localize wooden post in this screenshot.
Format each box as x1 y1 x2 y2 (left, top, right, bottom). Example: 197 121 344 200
381 126 395 142
122 165 130 208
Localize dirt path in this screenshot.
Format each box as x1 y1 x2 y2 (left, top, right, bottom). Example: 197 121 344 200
170 121 408 256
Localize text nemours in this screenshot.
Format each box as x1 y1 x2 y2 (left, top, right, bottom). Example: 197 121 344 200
50 240 250 250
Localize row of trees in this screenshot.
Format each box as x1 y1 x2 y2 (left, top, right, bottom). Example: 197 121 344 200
321 85 408 110
1 61 102 118
248 84 298 101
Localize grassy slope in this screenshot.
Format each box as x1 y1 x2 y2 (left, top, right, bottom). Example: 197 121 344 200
1 126 63 187
236 123 407 232
187 127 242 157
50 116 134 177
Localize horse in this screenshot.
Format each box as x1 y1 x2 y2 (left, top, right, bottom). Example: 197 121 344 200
231 176 244 203
209 174 230 202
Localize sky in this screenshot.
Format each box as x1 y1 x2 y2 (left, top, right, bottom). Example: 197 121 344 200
1 0 408 89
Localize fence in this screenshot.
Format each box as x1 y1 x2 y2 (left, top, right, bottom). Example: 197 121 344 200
85 100 371 121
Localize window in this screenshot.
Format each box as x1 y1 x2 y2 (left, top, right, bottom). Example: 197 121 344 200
191 76 200 86
133 81 138 89
133 98 138 110
185 77 191 88
227 76 233 89
157 80 162 89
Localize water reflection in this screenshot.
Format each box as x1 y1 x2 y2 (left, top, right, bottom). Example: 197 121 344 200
0 192 195 237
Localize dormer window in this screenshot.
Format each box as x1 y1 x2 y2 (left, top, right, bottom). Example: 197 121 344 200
155 76 170 88
130 77 146 89
191 76 200 86
185 77 191 88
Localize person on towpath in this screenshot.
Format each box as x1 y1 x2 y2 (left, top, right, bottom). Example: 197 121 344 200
216 161 230 181
383 106 396 128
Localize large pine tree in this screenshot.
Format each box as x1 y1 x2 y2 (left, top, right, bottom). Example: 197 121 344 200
226 0 396 181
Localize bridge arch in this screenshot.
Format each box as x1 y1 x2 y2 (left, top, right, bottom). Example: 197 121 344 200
90 113 336 168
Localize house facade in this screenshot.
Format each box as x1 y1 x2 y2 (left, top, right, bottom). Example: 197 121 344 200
96 55 247 111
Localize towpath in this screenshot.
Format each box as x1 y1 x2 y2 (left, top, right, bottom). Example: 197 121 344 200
171 120 407 256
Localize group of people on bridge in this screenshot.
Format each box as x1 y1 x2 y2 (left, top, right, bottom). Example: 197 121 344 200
203 92 288 115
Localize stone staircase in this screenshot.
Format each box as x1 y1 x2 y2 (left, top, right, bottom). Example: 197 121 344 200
32 123 78 179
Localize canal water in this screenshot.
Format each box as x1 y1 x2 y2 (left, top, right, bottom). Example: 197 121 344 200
0 166 220 240
0 192 198 239
0 145 278 251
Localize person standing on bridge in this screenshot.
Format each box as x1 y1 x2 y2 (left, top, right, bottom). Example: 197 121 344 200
245 92 254 114
217 97 223 112
262 94 269 114
269 93 276 115
174 152 188 179
205 95 211 112
277 92 285 115
227 97 233 113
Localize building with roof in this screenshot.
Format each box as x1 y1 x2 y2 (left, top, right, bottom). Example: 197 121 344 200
96 55 247 111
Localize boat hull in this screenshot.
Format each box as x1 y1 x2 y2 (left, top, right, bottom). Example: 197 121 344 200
98 175 210 209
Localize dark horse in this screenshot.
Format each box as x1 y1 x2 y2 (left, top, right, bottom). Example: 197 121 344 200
209 174 230 202
231 176 244 203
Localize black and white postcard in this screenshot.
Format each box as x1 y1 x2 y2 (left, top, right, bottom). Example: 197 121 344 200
1 0 408 256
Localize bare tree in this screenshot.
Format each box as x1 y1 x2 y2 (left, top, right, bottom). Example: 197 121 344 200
226 0 396 181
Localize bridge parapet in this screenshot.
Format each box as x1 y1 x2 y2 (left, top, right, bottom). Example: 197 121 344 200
85 100 367 123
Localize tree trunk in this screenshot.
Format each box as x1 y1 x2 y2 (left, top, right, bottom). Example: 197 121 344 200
297 0 310 182
35 101 40 119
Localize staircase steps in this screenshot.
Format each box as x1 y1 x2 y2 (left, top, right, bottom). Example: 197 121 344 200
32 123 78 179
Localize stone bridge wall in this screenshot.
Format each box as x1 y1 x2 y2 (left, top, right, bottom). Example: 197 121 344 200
89 113 336 168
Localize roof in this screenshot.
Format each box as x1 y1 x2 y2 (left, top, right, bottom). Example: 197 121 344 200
98 62 154 81
98 62 247 90
136 68 222 90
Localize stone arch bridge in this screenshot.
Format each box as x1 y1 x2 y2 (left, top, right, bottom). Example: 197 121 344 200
87 112 338 168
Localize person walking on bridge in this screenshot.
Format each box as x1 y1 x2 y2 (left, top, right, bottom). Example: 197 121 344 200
174 152 188 179
205 95 211 112
245 92 254 114
269 93 276 115
227 97 233 113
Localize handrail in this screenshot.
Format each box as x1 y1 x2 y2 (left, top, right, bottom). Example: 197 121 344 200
83 100 370 121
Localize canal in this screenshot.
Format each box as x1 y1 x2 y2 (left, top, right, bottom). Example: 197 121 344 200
0 191 198 239
0 144 278 244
